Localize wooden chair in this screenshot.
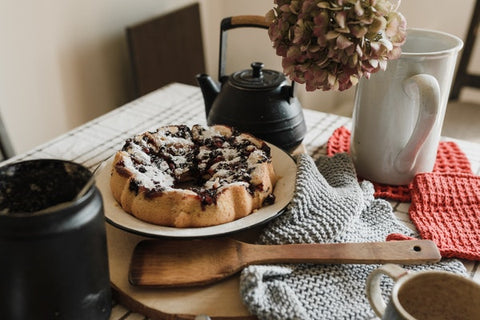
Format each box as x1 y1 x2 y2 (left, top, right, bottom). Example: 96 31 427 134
126 3 206 98
442 0 480 143
449 0 480 100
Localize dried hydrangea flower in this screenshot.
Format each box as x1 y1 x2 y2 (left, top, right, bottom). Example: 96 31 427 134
266 0 407 91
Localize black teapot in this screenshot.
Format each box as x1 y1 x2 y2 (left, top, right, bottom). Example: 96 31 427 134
196 16 306 152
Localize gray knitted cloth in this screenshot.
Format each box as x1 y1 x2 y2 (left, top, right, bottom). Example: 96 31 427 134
239 153 466 320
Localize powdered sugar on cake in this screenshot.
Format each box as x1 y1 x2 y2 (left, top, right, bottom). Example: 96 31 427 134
113 124 275 205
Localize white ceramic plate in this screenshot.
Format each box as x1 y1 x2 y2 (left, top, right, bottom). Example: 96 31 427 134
96 143 296 238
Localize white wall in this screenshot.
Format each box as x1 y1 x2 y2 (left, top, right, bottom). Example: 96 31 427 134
0 0 478 154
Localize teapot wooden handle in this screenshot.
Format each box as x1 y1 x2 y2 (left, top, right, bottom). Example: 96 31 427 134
218 15 270 81
227 15 269 28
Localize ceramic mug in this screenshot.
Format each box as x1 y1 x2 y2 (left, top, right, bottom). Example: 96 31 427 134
350 28 463 185
0 159 111 320
366 264 480 320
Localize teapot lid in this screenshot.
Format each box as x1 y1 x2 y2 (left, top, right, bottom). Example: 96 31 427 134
230 62 285 89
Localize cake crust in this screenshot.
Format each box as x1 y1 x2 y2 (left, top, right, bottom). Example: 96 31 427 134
109 124 277 227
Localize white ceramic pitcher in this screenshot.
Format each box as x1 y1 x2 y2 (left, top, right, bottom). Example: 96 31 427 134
350 28 463 185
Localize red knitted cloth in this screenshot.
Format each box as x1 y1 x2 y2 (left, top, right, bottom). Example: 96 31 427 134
388 173 480 260
326 127 473 201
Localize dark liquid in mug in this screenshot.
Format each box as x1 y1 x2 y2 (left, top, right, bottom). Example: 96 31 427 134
0 160 91 214
398 273 480 320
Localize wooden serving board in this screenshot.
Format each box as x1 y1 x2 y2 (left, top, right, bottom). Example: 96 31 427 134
107 224 258 320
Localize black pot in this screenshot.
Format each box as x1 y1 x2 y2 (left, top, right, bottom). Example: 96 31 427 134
0 159 111 320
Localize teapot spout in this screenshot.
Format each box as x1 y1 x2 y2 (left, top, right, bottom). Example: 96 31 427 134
196 74 220 117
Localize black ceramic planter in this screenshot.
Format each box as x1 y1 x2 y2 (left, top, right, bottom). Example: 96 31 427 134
0 159 111 320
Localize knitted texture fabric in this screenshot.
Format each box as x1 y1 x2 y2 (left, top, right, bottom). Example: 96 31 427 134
326 127 472 202
389 172 480 260
240 154 466 320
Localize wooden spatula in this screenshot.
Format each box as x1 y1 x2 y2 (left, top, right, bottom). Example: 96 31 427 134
129 238 440 288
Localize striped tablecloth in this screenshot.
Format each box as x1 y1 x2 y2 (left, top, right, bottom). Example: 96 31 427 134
4 83 480 320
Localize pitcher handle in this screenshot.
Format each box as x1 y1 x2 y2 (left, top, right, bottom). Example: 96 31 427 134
394 74 440 174
366 264 409 317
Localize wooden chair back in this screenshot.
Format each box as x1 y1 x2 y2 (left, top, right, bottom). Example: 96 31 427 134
126 3 206 97
450 0 480 100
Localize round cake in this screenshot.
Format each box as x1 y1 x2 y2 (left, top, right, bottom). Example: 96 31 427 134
109 124 277 227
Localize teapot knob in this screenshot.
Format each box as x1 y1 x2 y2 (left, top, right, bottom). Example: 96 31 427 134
251 62 264 78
